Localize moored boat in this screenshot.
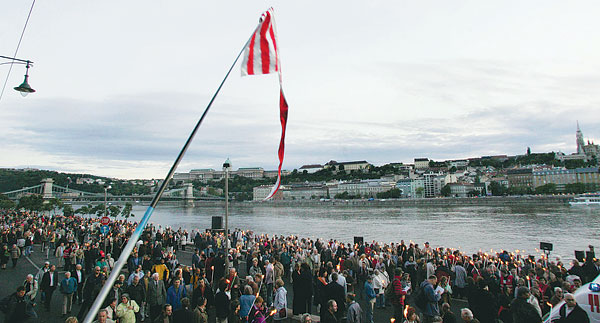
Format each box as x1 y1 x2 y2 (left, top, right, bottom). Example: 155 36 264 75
569 193 600 206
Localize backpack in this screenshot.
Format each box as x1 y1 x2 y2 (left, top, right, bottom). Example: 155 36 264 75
414 284 427 310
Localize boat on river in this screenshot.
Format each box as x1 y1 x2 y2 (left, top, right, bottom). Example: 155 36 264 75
569 193 600 206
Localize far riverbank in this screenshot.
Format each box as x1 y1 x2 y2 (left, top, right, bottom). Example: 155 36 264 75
138 194 573 208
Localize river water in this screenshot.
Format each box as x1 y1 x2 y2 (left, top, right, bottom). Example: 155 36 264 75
122 203 598 262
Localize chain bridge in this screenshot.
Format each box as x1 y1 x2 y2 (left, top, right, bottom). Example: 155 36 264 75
1 178 223 206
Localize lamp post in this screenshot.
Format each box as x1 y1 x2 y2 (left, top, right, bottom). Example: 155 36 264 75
104 184 111 216
223 158 231 269
0 55 36 96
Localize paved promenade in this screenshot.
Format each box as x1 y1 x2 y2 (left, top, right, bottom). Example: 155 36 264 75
0 244 468 322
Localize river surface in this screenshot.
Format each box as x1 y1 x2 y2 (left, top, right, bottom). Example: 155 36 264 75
121 203 598 262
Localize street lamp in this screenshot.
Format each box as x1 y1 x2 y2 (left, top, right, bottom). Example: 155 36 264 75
223 158 231 269
0 55 36 96
104 184 111 216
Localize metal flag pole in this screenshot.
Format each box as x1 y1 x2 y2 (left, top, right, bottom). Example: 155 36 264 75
83 24 260 323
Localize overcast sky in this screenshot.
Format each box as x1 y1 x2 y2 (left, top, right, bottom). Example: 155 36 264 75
1 1 599 179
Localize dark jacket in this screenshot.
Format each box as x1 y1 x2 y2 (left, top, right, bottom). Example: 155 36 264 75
324 282 346 320
321 309 338 323
40 271 59 292
0 292 37 322
127 282 146 305
83 273 104 299
172 307 195 323
510 298 541 323
442 311 458 323
214 291 230 319
555 303 590 323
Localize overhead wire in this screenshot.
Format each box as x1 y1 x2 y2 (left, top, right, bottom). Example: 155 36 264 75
0 0 37 104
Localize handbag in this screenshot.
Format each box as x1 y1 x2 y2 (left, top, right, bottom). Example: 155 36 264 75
278 307 287 319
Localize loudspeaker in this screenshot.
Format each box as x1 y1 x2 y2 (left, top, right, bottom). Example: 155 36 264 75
354 236 364 245
211 216 223 230
586 251 595 261
575 251 585 262
540 242 553 251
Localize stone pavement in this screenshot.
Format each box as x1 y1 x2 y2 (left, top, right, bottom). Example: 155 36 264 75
0 245 469 322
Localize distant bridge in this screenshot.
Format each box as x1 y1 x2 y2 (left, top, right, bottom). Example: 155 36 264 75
1 178 223 205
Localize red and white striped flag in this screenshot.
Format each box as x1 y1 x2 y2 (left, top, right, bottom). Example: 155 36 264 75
242 8 289 201
241 8 279 76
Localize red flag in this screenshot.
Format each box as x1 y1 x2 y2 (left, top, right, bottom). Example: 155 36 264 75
242 8 288 200
241 8 279 76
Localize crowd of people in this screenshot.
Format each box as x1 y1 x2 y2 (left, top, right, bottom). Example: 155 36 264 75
0 209 597 323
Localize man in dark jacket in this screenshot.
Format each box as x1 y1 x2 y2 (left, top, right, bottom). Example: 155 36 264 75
172 297 195 322
553 293 590 323
324 273 346 321
71 264 86 304
77 266 104 320
214 279 230 323
0 286 37 322
321 299 339 323
127 275 146 322
510 287 541 323
40 264 59 311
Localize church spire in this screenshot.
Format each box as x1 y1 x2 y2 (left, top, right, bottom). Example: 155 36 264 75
576 121 585 154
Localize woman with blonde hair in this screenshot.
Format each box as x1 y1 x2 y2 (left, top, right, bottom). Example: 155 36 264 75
273 279 288 321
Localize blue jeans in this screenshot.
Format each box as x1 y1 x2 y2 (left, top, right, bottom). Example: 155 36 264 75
366 298 375 323
376 293 385 308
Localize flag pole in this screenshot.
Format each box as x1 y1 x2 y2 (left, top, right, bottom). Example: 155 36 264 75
83 24 260 323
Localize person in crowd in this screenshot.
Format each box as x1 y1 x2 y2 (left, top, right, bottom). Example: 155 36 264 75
1 244 10 269
172 297 195 322
147 272 168 321
93 309 115 323
77 266 104 320
126 275 146 321
391 268 407 321
10 244 21 268
104 298 118 321
71 264 86 305
273 278 288 321
23 274 39 302
166 278 187 311
239 285 256 322
551 292 590 323
324 272 345 321
0 286 37 322
460 308 479 323
321 299 338 323
59 271 78 317
440 303 456 323
421 275 442 323
364 275 376 323
346 293 363 323
116 294 140 323
300 313 313 323
510 287 541 323
41 264 59 311
403 306 420 323
215 279 230 323
153 304 173 323
193 296 208 323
